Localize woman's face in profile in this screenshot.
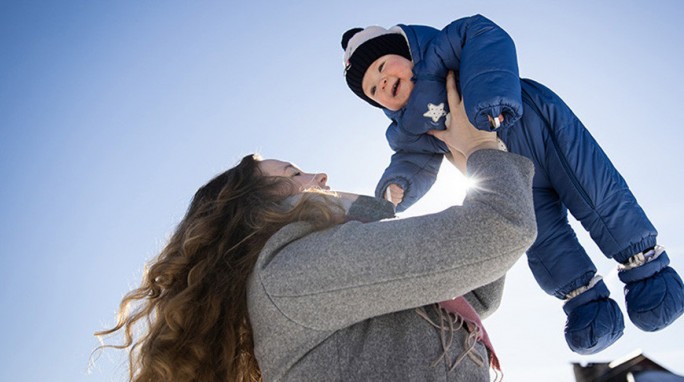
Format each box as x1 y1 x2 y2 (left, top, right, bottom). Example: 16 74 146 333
258 159 329 194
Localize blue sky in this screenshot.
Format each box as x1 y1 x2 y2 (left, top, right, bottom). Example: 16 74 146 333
1 1 683 381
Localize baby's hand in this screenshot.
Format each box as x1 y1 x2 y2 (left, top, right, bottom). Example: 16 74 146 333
384 184 404 207
488 114 505 129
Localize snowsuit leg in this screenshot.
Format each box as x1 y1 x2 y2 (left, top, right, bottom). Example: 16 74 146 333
517 81 683 332
519 80 656 262
528 185 596 298
508 79 682 346
501 79 629 354
527 174 625 354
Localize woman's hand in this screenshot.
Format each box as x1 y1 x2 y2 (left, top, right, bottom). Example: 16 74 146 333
428 71 499 159
444 151 467 175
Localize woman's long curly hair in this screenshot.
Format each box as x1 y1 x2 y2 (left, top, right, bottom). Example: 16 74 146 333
95 154 343 382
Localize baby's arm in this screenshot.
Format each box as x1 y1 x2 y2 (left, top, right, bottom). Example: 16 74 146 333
430 14 523 131
375 151 443 212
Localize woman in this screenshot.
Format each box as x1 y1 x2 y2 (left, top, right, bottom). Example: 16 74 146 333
96 73 537 381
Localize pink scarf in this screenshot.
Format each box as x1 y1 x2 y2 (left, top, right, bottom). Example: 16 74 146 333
439 297 501 372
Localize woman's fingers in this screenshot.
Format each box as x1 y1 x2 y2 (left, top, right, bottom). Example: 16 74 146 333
445 71 461 107
435 71 500 157
426 128 443 140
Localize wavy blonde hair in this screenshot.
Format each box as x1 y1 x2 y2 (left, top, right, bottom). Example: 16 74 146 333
95 154 343 382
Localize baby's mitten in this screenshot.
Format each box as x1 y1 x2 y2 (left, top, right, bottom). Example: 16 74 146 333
563 277 624 354
618 246 684 331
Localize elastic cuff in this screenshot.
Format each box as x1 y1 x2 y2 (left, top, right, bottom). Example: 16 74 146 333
563 278 610 315
565 275 603 300
613 235 658 263
555 270 596 299
618 250 670 284
618 245 664 271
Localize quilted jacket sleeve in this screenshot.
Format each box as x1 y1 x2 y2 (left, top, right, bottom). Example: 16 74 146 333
375 150 443 212
429 14 523 131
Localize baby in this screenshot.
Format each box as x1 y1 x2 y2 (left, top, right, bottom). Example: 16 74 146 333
341 14 684 354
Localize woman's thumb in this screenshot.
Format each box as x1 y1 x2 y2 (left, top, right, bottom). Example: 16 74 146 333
427 129 443 139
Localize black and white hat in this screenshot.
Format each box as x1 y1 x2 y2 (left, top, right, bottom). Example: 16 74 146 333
341 26 411 108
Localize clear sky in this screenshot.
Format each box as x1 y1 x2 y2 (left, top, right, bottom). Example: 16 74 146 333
1 1 683 381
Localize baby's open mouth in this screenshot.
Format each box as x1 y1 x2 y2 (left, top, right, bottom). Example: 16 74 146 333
392 80 399 97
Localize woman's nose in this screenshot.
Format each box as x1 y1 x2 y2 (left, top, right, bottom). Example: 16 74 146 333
315 173 328 187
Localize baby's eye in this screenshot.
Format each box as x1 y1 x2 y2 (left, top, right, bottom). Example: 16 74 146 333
379 62 385 72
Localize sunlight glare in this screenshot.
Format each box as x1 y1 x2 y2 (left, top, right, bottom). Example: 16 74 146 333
400 161 469 217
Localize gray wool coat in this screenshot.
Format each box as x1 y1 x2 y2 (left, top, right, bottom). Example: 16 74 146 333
247 150 537 381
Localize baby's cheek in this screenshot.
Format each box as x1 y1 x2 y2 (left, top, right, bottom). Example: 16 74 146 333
406 80 415 93
402 82 415 105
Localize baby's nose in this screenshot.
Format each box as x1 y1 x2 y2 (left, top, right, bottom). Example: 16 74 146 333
380 77 388 88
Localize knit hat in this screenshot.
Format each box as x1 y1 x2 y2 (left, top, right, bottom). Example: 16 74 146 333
341 26 411 108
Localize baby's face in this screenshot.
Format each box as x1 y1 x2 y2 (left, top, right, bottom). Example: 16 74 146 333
362 54 414 111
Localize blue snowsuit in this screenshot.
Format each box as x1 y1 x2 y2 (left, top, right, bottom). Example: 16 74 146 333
372 14 683 354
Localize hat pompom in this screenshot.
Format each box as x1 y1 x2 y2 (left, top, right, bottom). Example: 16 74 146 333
341 27 364 50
